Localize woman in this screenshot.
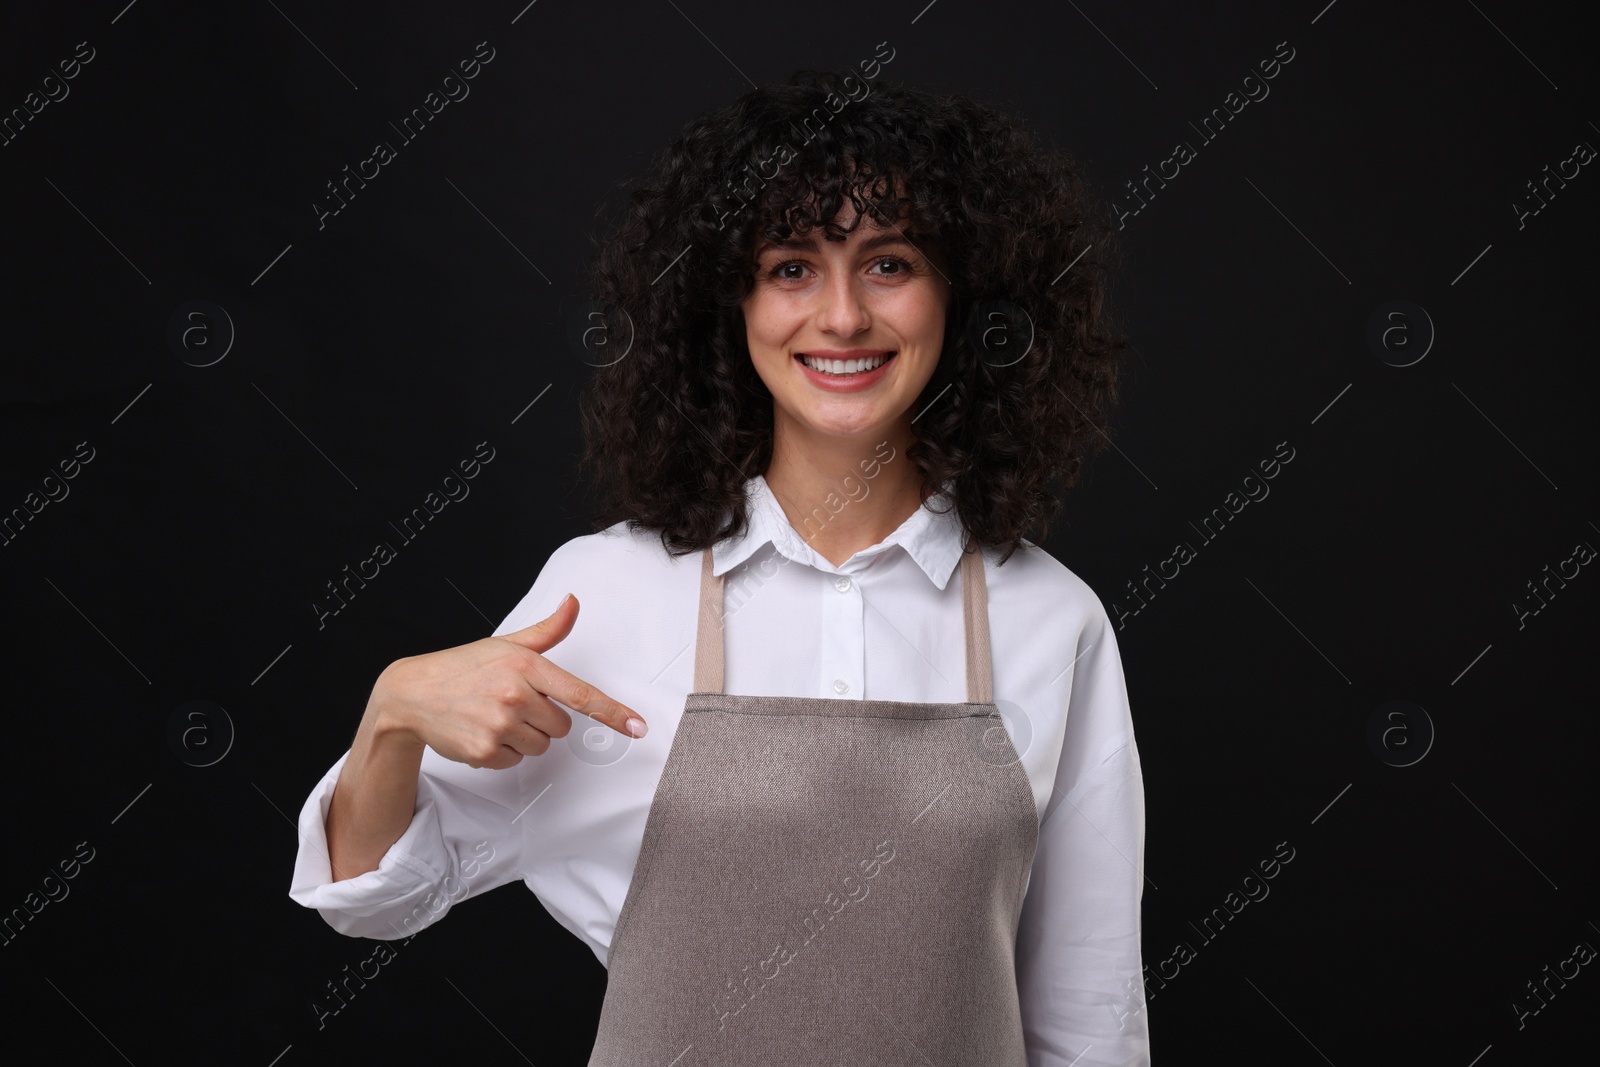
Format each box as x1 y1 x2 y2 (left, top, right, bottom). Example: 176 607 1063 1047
290 68 1148 1065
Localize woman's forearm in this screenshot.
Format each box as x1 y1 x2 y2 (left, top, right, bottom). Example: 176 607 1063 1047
324 683 426 882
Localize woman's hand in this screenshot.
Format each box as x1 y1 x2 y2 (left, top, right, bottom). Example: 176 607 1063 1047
324 593 644 881
371 593 647 768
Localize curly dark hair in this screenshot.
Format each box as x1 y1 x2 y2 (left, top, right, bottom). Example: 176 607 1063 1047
575 67 1132 566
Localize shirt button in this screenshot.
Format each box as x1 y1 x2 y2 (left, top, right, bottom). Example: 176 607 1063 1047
834 575 852 593
833 679 849 695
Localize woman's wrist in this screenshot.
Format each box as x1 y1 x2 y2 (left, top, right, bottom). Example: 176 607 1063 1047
361 661 426 753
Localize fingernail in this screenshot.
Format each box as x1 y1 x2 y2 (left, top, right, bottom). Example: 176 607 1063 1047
560 593 573 608
625 717 648 738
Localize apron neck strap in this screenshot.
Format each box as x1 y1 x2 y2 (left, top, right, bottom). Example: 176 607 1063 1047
693 539 995 703
959 537 995 704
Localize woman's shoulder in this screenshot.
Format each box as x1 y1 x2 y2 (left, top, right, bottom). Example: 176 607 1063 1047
982 537 1114 637
543 519 699 578
492 520 695 636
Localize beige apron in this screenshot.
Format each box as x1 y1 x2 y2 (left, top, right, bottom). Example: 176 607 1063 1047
587 539 1040 1065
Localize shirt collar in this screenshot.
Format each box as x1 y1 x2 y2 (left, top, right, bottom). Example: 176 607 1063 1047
710 472 969 590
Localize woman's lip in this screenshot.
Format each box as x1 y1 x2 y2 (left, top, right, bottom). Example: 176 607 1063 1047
792 351 897 364
793 351 897 391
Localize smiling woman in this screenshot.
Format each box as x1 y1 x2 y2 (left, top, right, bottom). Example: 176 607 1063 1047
291 66 1147 1067
578 69 1131 569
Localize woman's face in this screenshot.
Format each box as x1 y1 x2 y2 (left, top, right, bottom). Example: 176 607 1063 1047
742 206 949 447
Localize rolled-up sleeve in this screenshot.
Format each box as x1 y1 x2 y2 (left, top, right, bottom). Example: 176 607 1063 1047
1017 609 1150 1066
288 744 531 940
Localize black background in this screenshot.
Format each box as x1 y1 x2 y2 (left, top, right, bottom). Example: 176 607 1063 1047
2 1 1595 1064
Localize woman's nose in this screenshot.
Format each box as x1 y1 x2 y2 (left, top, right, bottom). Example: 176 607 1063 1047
818 271 872 336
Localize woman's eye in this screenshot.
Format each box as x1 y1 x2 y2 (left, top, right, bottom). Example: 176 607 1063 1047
764 256 913 281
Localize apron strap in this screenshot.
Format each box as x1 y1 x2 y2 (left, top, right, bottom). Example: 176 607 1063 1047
960 538 994 704
695 538 995 703
694 545 726 695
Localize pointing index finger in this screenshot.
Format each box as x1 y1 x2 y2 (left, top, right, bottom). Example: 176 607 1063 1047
533 658 647 738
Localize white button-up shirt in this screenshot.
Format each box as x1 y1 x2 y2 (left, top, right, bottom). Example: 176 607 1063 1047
289 473 1150 1065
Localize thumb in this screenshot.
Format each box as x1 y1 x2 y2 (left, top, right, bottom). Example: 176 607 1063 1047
499 592 579 654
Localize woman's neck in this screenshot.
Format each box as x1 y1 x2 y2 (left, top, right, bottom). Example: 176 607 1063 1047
761 426 928 568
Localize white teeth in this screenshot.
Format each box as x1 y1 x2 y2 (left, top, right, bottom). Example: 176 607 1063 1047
801 353 891 375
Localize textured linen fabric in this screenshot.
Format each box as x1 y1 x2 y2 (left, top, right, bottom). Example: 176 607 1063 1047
288 472 1150 1065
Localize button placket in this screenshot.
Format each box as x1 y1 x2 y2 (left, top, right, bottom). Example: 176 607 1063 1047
820 568 865 699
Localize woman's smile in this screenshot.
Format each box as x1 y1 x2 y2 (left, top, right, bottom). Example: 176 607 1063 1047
793 349 898 391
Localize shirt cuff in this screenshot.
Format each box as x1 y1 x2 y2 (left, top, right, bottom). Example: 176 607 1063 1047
287 750 453 940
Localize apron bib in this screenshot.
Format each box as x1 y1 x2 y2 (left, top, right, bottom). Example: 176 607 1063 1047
586 540 1040 1065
